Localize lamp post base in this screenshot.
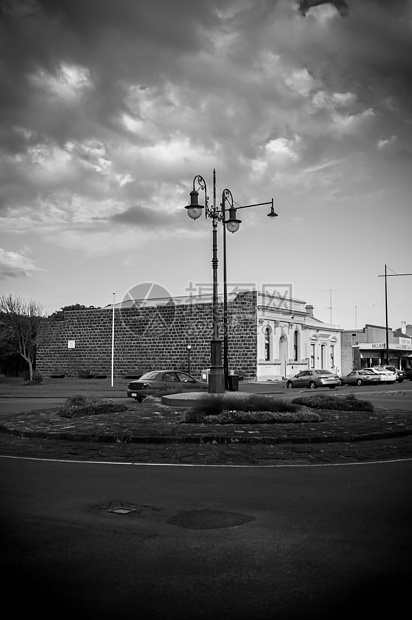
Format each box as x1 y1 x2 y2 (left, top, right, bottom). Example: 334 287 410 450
209 339 225 394
209 366 225 394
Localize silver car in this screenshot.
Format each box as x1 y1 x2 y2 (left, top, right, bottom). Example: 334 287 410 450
339 370 381 386
285 369 340 390
127 370 208 401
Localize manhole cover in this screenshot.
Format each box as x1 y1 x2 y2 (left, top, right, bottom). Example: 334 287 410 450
107 506 136 515
168 509 255 530
104 501 137 515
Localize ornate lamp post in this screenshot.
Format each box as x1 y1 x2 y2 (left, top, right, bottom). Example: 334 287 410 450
185 169 277 393
222 192 278 389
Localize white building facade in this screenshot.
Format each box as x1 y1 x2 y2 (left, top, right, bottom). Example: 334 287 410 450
256 292 341 381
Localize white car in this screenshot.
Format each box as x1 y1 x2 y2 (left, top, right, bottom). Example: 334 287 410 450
381 365 406 383
364 367 397 383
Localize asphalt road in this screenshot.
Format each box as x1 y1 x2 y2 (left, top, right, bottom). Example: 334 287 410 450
1 382 411 620
1 456 411 620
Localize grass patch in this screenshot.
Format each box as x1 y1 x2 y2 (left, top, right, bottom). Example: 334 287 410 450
58 394 128 418
182 394 321 424
292 393 374 412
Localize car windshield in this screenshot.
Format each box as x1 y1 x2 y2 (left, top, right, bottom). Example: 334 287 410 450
139 371 160 380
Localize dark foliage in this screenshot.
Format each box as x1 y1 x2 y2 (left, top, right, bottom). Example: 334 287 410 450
58 395 127 418
182 409 321 424
187 394 299 417
292 393 374 412
181 394 322 424
21 371 43 385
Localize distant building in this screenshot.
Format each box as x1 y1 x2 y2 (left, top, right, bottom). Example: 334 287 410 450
341 321 412 375
36 290 341 381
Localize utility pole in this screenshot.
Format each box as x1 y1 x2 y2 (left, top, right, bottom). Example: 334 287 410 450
378 266 412 365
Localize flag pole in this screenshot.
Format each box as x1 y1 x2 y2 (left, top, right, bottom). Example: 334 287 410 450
111 293 115 387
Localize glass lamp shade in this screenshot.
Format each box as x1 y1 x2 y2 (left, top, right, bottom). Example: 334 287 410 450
186 206 203 220
226 206 241 233
226 219 240 233
185 189 204 220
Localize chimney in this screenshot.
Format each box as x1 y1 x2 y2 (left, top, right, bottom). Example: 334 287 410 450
401 321 406 334
306 304 314 318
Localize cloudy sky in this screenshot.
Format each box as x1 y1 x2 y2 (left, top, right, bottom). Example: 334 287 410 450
1 0 411 330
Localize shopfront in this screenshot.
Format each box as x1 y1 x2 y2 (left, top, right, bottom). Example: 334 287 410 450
341 324 412 374
358 340 412 369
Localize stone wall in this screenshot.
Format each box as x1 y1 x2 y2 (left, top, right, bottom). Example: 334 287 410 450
36 291 258 380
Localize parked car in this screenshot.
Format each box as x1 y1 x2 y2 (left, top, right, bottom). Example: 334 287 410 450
380 365 406 382
363 367 397 383
339 370 381 386
285 369 340 390
405 368 412 381
127 370 208 401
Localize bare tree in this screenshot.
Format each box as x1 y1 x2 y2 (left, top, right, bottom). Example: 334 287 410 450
0 294 46 381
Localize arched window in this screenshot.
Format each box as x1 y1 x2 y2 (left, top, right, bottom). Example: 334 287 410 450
264 326 271 361
293 330 299 362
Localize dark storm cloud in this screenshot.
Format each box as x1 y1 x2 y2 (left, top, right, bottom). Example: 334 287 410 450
298 1 349 17
282 1 412 135
36 0 217 51
0 0 219 156
109 205 177 227
1 0 412 246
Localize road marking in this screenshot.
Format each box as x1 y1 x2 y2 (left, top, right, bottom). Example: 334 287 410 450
1 454 412 468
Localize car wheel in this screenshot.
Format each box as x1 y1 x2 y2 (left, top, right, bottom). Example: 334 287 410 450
286 381 293 389
356 379 363 386
398 378 403 383
134 396 143 402
328 386 336 389
309 381 316 389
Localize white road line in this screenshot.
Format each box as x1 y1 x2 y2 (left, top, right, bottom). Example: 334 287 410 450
1 454 412 468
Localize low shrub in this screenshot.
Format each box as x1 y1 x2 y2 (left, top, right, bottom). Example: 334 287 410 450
292 393 374 412
58 395 128 418
183 409 321 424
181 394 321 424
64 394 90 408
78 368 94 378
21 371 44 385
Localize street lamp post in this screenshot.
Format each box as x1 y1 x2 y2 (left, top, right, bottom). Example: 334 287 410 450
222 193 278 389
186 344 192 374
185 169 277 393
